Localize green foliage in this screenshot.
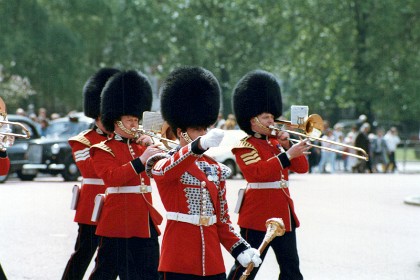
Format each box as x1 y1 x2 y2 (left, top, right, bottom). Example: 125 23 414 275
0 0 418 135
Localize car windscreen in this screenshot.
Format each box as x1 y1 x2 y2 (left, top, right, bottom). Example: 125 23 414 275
45 120 90 138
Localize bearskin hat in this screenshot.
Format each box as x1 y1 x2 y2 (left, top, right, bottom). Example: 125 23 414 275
160 66 221 134
101 70 153 132
232 70 282 135
83 67 120 119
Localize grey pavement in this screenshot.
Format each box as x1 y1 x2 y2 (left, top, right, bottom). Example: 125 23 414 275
0 172 419 279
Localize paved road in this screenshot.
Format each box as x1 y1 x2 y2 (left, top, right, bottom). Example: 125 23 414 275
0 173 419 280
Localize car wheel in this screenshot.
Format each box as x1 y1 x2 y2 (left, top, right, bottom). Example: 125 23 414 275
223 159 236 179
62 156 80 181
0 174 9 183
17 170 36 181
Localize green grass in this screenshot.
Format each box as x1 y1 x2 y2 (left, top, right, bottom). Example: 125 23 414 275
396 147 420 162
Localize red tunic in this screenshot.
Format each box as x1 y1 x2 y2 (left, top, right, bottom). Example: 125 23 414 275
148 142 249 276
68 128 108 225
232 136 309 232
90 137 162 238
0 154 10 176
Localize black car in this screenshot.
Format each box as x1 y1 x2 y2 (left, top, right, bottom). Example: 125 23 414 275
0 114 42 183
22 113 94 181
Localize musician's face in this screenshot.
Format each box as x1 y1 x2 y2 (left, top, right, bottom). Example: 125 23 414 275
251 113 274 135
177 126 208 146
186 127 208 141
114 115 139 138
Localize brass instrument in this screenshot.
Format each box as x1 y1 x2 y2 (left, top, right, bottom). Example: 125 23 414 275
0 113 31 139
133 111 178 151
134 127 178 151
271 114 369 161
240 218 286 280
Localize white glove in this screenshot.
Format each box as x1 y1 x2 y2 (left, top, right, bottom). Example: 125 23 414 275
199 128 224 150
237 248 262 268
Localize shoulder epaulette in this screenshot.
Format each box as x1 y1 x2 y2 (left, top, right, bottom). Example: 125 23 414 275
233 136 261 165
91 141 115 157
69 131 92 147
234 136 256 150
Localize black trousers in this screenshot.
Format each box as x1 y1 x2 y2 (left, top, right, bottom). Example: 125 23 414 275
159 272 226 280
89 228 159 280
227 220 303 280
62 224 99 280
0 263 7 280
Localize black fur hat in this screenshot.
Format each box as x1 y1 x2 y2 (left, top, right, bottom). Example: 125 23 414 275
83 68 120 119
101 70 153 132
232 70 282 135
160 66 221 134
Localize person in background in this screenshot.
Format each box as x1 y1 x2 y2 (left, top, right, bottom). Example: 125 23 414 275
61 67 120 280
353 122 372 173
221 113 239 130
15 108 26 116
371 127 389 173
384 126 401 173
88 70 162 280
228 70 310 280
317 128 337 174
214 112 226 129
146 66 261 280
344 125 358 172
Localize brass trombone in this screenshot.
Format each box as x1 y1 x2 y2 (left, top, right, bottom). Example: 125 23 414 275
134 127 178 151
271 114 369 161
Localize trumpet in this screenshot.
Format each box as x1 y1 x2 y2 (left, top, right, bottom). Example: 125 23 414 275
270 114 369 161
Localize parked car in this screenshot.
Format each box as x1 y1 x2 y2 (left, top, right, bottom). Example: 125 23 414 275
22 113 94 181
205 129 247 179
0 114 42 183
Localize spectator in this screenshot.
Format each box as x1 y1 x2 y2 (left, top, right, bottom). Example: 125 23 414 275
39 118 49 137
15 108 26 116
345 125 358 172
384 127 401 173
50 113 61 120
317 128 337 173
222 114 238 130
214 112 226 129
353 122 372 173
38 107 48 121
371 128 389 172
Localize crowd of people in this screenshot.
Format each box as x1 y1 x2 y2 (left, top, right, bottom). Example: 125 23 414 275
14 106 61 137
307 121 401 174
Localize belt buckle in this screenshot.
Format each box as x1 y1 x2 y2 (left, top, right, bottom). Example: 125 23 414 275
199 216 210 226
140 185 148 193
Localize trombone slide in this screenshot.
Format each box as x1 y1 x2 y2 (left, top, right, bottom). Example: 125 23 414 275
269 125 369 161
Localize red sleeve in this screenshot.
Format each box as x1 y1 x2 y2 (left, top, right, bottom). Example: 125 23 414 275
69 141 95 178
0 153 10 176
289 154 309 174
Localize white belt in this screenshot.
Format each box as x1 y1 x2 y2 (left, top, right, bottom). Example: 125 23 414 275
82 178 105 185
248 181 289 189
166 212 217 226
106 185 152 194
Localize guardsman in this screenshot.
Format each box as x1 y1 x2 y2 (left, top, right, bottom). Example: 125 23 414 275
227 70 310 280
0 97 10 280
62 68 120 280
88 70 162 280
146 66 261 280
